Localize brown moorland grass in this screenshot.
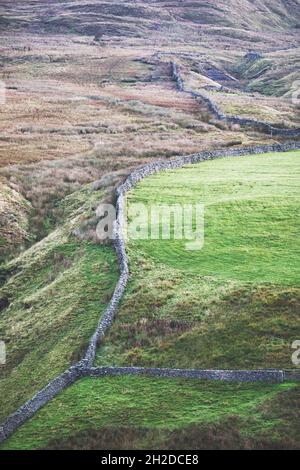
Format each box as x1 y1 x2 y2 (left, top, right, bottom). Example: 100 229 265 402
2 32 278 250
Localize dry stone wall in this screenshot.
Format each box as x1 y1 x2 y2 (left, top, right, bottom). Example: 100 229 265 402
1 141 300 444
88 367 285 383
171 61 300 138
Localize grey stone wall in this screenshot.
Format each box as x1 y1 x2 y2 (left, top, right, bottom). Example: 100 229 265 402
1 141 300 444
88 367 285 384
171 61 300 138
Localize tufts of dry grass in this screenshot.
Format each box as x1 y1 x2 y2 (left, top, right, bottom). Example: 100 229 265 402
1 33 275 251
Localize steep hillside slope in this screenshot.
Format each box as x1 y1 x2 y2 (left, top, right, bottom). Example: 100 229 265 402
0 184 118 420
169 0 300 30
1 0 300 36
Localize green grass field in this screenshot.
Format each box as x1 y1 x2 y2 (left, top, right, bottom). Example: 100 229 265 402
127 151 300 284
1 376 299 450
96 151 300 369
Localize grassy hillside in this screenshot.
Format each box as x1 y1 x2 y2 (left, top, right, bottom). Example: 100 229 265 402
0 0 299 453
1 150 299 450
95 151 300 369
127 152 300 284
232 49 300 98
1 377 298 450
0 185 118 420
